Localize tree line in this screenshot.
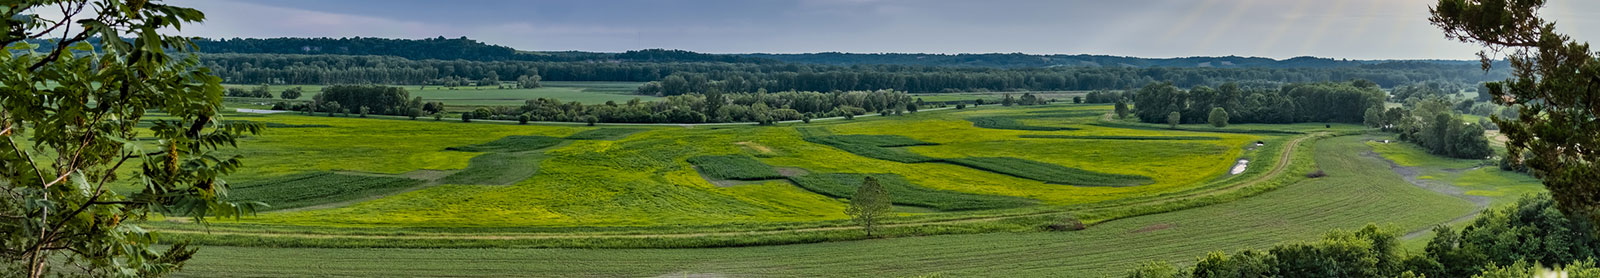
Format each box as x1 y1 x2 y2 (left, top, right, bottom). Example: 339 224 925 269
466 90 916 124
197 53 1509 94
1131 80 1386 125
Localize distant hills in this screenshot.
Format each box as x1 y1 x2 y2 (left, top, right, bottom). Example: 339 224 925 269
24 36 1479 69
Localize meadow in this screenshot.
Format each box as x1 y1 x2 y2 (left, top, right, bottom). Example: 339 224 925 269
146 103 1285 240
173 136 1487 277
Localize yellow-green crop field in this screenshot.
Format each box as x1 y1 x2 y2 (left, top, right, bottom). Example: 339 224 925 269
146 104 1290 235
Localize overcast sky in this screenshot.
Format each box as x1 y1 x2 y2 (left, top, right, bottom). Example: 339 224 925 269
142 0 1600 60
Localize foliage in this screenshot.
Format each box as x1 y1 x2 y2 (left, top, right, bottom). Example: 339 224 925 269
312 85 417 116
1370 103 1494 159
845 176 893 236
280 86 303 100
1432 0 1600 219
1135 81 1385 125
687 155 785 181
1209 108 1229 128
0 1 261 277
232 172 423 211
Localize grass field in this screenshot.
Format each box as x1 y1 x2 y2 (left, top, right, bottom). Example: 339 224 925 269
224 81 656 107
138 104 1280 236
173 136 1480 277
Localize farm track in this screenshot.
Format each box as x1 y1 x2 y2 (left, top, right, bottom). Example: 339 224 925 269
159 131 1326 242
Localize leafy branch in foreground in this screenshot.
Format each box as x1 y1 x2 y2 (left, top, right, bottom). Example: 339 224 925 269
1431 0 1600 219
1 1 261 277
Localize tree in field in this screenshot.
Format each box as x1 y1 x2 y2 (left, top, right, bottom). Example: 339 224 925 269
1209 107 1230 128
461 113 472 122
517 114 530 124
845 176 893 236
1115 99 1130 119
281 86 303 100
1432 0 1600 218
1001 94 1016 106
406 107 423 120
324 101 342 117
905 102 918 113
1 1 263 277
517 74 542 89
251 83 271 98
1073 96 1083 104
358 106 369 118
1167 112 1182 129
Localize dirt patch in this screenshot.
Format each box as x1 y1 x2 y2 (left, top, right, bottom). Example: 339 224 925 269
735 141 773 154
775 167 810 177
1130 223 1174 234
399 169 452 180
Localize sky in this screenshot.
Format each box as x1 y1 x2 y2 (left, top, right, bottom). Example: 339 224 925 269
124 0 1600 60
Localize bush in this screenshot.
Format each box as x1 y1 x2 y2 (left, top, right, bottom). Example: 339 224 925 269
956 104 966 109
517 114 530 125
1044 216 1086 231
1306 170 1327 178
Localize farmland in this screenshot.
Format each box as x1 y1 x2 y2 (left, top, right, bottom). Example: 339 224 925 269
139 101 1533 276
173 136 1488 277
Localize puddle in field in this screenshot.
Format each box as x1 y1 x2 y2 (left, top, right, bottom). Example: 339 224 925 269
1230 159 1250 175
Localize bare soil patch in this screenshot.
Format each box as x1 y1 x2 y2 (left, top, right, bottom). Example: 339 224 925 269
735 141 773 154
1130 223 1175 234
775 167 810 177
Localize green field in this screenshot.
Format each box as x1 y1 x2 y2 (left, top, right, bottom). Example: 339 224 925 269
173 136 1486 277
225 81 657 107
120 101 1542 277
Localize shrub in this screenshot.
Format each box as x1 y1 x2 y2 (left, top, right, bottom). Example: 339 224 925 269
956 104 966 109
1306 170 1327 178
517 114 530 125
1045 216 1086 231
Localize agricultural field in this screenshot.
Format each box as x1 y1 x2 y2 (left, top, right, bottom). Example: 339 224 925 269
174 136 1487 277
224 81 656 107
135 101 1534 277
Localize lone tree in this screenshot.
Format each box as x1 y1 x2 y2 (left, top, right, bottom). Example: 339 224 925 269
1114 99 1131 119
845 176 893 236
1432 0 1600 219
280 86 303 100
517 74 542 89
1209 107 1230 128
2 1 263 277
1167 111 1182 129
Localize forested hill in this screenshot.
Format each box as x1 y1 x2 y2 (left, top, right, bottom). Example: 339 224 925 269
190 37 774 63
19 36 1480 69
740 52 1479 69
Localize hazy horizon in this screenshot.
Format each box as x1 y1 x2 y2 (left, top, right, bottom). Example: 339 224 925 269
96 0 1600 60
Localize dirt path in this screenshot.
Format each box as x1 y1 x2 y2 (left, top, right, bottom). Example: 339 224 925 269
1360 147 1492 240
160 132 1326 241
